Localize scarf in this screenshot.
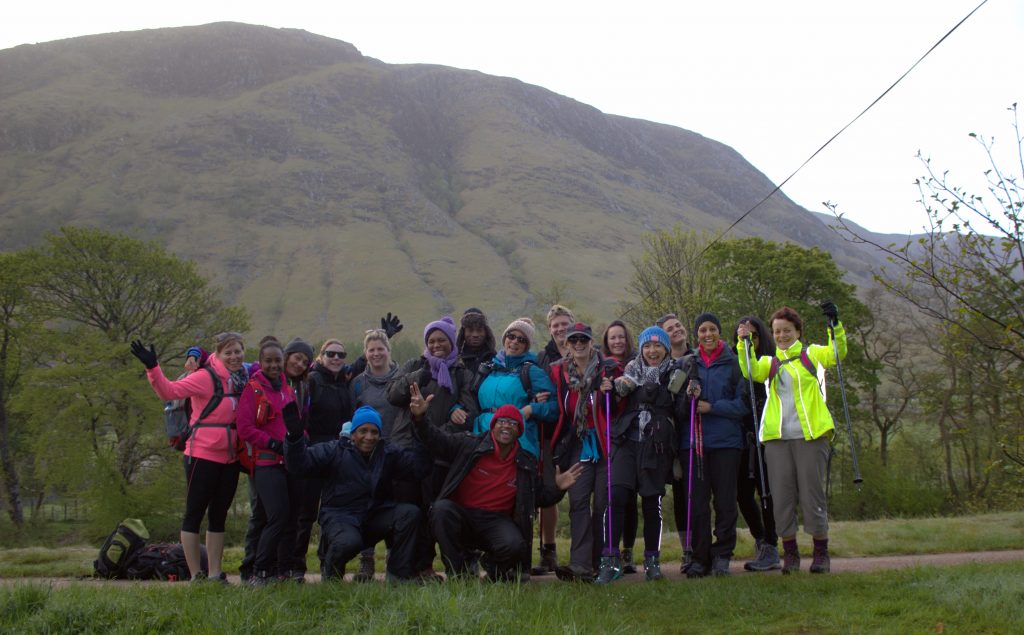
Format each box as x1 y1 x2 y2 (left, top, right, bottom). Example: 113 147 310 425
566 352 602 439
622 355 673 436
699 340 726 367
229 368 248 396
426 348 459 393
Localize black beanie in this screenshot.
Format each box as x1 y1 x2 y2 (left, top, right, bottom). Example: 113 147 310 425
693 312 722 335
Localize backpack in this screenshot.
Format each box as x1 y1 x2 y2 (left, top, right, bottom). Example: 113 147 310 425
237 378 275 475
476 360 535 400
125 543 208 581
164 366 224 452
93 518 149 579
768 350 824 394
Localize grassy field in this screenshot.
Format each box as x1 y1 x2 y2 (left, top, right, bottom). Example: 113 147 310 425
1 561 1022 634
3 511 1022 578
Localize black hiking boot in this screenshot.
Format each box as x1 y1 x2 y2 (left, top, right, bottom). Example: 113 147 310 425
531 545 558 576
782 546 801 575
809 544 831 574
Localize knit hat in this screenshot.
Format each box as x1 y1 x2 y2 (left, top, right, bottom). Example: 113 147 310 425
491 404 524 436
424 316 457 347
461 308 488 329
565 322 593 340
502 317 536 350
284 337 315 362
350 405 383 434
693 312 722 335
638 326 671 353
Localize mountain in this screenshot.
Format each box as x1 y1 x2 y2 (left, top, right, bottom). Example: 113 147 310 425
0 22 893 340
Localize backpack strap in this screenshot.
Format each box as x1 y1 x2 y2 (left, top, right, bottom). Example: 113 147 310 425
768 351 820 390
519 361 534 401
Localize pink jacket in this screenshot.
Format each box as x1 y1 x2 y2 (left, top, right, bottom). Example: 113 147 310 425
147 354 240 464
236 370 295 468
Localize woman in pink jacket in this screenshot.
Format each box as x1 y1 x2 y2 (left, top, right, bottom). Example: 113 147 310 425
131 332 248 583
236 339 298 585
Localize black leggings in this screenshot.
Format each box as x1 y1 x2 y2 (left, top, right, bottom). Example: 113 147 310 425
609 486 663 556
736 444 778 546
252 464 302 573
182 456 240 533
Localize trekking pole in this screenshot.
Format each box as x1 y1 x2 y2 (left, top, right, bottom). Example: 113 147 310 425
826 317 863 488
685 396 696 559
605 390 613 555
742 336 771 509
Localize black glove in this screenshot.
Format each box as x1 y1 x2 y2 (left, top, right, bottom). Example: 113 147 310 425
820 300 839 326
641 380 660 401
381 312 403 339
130 340 158 369
267 439 284 454
282 402 303 439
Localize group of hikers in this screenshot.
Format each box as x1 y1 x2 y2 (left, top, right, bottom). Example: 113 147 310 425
131 300 847 585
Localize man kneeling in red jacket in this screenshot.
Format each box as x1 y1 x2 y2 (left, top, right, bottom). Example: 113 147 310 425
409 387 583 581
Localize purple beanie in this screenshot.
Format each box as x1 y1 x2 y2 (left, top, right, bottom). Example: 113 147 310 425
424 316 457 347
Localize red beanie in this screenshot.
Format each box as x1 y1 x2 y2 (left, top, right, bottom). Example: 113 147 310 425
491 404 524 436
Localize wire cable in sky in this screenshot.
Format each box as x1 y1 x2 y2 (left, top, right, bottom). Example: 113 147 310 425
618 0 990 321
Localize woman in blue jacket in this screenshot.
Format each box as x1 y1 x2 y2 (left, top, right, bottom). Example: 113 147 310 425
472 317 558 459
681 312 747 578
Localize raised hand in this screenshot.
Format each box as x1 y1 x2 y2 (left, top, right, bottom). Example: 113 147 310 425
381 312 404 339
409 383 434 418
820 300 839 326
130 340 158 369
555 462 585 490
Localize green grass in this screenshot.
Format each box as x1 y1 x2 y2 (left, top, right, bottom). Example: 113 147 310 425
2 511 1022 579
1 562 1022 633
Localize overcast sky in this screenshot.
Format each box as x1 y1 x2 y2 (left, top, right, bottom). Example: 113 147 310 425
3 1 1022 235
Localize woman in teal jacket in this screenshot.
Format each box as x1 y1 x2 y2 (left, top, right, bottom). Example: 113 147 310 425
737 303 845 575
472 317 558 459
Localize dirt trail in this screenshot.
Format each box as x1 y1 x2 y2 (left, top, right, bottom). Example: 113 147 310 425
3 550 1023 587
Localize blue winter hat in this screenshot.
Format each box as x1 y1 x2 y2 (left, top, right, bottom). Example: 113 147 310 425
638 326 671 353
351 406 382 434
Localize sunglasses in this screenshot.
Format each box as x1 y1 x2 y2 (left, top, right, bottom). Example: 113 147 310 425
505 333 529 345
323 350 347 359
567 336 590 345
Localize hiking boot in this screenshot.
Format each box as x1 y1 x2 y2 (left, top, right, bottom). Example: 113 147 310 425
279 569 304 583
745 541 782 572
531 545 558 576
643 555 663 581
555 564 596 583
190 571 208 583
711 556 731 577
467 550 482 577
248 571 271 587
353 552 375 582
683 560 707 579
594 555 623 585
810 545 831 574
214 572 231 586
621 548 637 574
782 546 801 575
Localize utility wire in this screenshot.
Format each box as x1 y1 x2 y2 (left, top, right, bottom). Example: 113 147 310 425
619 0 990 321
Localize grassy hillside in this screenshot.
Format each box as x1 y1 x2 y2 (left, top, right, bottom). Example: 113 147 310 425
0 22 886 340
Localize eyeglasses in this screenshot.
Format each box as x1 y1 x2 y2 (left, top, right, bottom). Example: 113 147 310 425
323 350 347 359
505 333 529 345
493 418 519 428
567 336 590 345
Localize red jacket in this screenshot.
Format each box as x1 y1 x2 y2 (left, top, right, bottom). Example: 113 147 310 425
147 354 238 464
236 371 295 467
548 355 615 456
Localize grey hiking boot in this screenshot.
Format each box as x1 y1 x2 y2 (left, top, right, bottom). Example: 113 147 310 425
594 555 623 585
643 555 663 581
809 545 831 574
622 548 637 574
782 546 801 574
531 545 557 576
711 556 731 577
745 541 782 571
683 560 706 579
353 551 375 582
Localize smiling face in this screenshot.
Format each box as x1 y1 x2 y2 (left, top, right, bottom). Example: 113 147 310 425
217 341 245 373
697 321 721 354
351 423 381 456
321 344 346 374
463 325 487 349
365 339 391 374
285 352 310 379
567 334 592 361
549 316 572 346
426 330 453 358
772 318 800 351
503 330 528 356
491 416 521 448
662 318 687 348
259 346 283 381
606 325 627 359
641 341 667 366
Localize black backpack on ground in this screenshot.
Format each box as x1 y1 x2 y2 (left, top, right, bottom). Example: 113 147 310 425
93 518 149 579
126 543 208 581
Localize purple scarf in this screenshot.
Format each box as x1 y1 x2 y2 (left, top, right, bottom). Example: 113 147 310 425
425 348 459 392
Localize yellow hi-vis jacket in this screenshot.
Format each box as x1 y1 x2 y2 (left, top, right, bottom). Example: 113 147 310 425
736 323 846 442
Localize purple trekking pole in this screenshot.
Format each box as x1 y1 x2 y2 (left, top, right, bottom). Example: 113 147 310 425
605 391 613 556
685 396 696 561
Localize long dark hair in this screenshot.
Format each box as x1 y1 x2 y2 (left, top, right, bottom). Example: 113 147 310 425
732 315 774 357
601 320 635 361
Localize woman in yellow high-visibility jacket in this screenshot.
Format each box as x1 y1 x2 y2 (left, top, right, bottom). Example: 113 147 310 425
737 303 844 574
